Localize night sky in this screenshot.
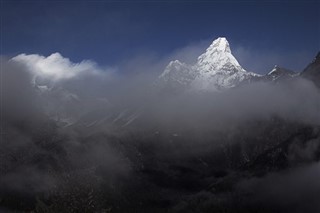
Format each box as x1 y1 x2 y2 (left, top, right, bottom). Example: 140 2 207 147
1 0 319 74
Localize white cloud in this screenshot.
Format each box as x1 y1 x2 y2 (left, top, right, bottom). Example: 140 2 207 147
11 52 110 82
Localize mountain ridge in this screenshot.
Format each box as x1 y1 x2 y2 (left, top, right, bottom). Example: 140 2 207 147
159 37 319 91
159 37 260 91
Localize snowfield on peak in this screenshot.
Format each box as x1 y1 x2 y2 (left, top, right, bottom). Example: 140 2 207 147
196 37 245 72
159 37 260 91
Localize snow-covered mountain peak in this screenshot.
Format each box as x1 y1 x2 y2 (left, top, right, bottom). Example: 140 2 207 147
160 60 184 78
267 65 295 76
196 37 245 73
165 60 183 70
159 59 195 86
268 65 279 75
159 37 259 91
266 65 296 82
206 37 231 53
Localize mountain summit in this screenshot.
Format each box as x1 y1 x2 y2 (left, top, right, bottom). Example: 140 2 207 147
159 37 259 91
266 65 296 81
196 37 244 72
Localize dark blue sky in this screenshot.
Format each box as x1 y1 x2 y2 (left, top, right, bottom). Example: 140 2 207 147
1 0 319 74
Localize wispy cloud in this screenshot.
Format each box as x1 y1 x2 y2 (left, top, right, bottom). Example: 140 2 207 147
11 53 113 83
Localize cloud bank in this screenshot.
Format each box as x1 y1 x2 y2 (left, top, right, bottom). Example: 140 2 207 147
1 50 320 212
12 52 112 83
